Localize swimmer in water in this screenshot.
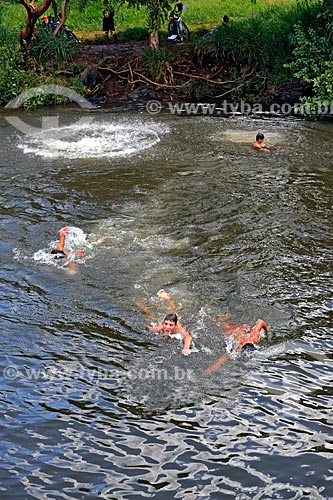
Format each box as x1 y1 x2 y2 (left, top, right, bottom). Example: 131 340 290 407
50 226 110 268
137 290 192 356
204 315 269 375
253 132 269 151
51 226 85 260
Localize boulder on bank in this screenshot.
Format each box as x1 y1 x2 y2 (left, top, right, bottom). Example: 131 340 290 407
80 65 99 89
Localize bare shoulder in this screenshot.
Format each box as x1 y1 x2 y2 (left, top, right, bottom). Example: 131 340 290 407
177 323 191 336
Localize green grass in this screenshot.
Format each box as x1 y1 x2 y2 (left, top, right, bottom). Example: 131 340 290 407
3 0 299 36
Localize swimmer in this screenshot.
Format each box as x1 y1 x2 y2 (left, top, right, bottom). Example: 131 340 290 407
50 226 88 262
137 290 192 356
253 133 269 151
50 226 110 264
204 316 269 375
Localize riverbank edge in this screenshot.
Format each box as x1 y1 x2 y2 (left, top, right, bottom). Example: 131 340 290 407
68 41 314 114
0 41 314 116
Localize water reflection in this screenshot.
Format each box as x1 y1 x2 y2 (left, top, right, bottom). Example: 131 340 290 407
1 110 332 499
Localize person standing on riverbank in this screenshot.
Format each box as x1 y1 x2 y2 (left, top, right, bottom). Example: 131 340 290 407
102 0 118 45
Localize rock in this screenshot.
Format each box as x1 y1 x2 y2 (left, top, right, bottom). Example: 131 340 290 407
127 86 151 102
273 79 312 103
80 65 99 89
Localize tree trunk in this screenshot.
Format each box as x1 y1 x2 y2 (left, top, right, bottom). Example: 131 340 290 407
19 0 52 45
52 0 67 37
148 0 161 49
149 30 159 49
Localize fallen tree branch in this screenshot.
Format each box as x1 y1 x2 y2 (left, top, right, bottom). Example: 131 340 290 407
173 70 236 85
131 70 183 88
94 59 254 93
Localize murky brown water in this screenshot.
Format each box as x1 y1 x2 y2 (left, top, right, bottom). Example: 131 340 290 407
1 107 332 499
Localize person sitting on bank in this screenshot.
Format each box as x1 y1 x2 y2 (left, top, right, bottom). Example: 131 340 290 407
204 315 269 375
253 132 269 150
222 14 229 26
102 0 118 45
137 290 192 356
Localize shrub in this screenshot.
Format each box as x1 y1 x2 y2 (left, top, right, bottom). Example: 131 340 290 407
286 4 333 115
30 27 78 69
141 47 172 81
195 1 325 83
0 4 23 105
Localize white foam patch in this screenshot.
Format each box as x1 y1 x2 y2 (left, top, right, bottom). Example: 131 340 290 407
19 120 169 159
62 226 87 250
212 130 283 145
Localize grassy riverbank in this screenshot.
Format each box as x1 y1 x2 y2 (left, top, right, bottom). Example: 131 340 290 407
1 0 332 114
4 0 299 36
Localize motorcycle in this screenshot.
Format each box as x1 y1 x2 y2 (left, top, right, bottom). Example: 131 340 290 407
167 3 190 42
40 15 80 44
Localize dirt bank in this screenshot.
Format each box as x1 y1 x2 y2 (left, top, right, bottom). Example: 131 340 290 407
70 41 312 108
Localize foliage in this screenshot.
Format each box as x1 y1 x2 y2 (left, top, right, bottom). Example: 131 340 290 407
141 47 172 80
195 1 324 83
0 46 23 105
286 3 333 115
286 23 333 81
4 0 303 35
29 26 78 69
17 76 85 109
0 4 23 104
119 0 170 32
2 0 333 108
0 3 80 108
119 26 149 41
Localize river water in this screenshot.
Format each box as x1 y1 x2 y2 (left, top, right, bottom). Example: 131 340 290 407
1 106 332 500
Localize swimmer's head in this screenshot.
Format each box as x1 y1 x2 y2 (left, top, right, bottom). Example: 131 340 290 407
256 133 265 142
162 313 178 334
164 313 178 324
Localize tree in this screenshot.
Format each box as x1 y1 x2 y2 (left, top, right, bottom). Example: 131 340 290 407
122 0 171 49
51 0 68 37
19 0 52 45
19 0 67 45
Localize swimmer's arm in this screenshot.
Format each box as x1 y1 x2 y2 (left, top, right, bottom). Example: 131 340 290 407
204 354 230 375
157 290 179 314
178 324 192 356
146 323 163 333
136 299 155 318
251 319 269 336
246 319 269 345
56 227 70 253
253 142 269 151
256 319 269 332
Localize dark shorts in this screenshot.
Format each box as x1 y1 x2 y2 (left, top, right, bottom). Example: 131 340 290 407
51 249 66 259
241 343 256 354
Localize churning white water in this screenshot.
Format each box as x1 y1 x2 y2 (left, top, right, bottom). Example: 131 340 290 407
18 119 169 159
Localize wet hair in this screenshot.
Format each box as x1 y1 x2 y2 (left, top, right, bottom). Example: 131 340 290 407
51 249 66 259
256 133 265 141
163 313 178 324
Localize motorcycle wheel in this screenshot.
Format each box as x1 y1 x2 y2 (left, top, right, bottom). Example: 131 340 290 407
180 22 190 41
61 25 80 43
